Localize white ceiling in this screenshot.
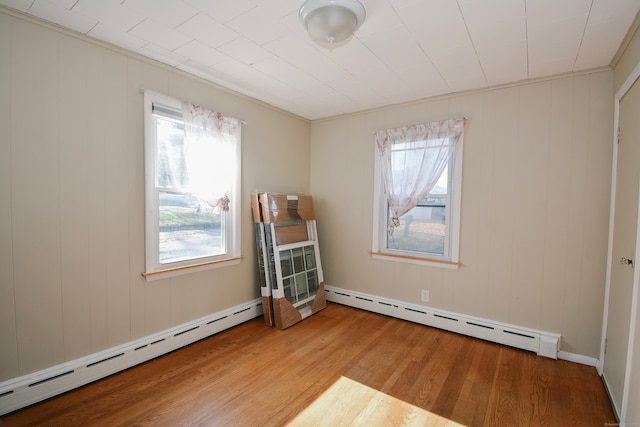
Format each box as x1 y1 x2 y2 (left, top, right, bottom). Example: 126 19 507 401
2 0 640 120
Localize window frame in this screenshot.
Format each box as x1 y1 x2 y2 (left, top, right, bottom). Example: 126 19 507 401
143 91 242 281
371 127 463 269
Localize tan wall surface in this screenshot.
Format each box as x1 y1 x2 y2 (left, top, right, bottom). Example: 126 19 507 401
0 5 623 382
309 72 614 358
0 11 310 381
614 16 640 94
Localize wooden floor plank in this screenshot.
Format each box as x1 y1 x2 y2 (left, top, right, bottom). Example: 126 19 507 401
0 303 616 426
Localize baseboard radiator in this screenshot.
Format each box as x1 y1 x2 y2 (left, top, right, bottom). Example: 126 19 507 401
0 288 565 415
324 285 561 359
0 299 263 416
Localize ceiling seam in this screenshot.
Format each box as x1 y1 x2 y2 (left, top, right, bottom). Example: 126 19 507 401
573 0 595 71
455 0 488 87
386 1 451 93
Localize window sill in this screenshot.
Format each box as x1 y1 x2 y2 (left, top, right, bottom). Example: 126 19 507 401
143 256 243 282
370 251 460 270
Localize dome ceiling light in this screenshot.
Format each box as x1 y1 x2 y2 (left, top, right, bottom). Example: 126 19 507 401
299 0 366 45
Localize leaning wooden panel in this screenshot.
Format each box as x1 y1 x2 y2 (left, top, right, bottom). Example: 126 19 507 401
258 193 288 224
274 224 308 245
311 283 326 314
269 232 325 329
254 192 325 329
272 285 326 330
273 297 303 330
259 193 316 224
297 194 315 220
250 192 262 223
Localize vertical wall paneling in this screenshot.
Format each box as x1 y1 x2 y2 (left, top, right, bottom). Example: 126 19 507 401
125 60 146 341
309 71 613 358
0 12 19 380
310 115 363 291
1 7 618 388
510 82 550 328
540 77 574 334
613 20 640 94
449 93 485 316
144 277 173 336
103 51 132 347
58 35 92 361
86 44 109 353
471 91 498 320
1 11 312 383
486 86 519 324
561 75 591 353
169 272 216 326
1 9 316 384
577 72 614 356
12 20 65 374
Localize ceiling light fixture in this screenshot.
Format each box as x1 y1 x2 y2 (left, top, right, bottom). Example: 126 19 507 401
299 0 366 45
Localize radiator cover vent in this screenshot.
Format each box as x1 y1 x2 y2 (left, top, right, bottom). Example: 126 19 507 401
324 285 560 358
0 299 262 416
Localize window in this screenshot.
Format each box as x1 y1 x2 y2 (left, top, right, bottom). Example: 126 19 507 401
372 118 465 268
143 91 242 280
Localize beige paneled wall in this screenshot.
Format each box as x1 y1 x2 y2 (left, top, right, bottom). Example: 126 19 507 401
0 11 310 381
0 12 17 382
0 5 619 384
614 16 640 93
310 72 613 358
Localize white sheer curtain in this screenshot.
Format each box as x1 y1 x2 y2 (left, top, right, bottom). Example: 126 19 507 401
181 102 241 212
375 118 465 235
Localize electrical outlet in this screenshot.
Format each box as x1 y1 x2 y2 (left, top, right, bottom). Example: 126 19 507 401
421 289 430 302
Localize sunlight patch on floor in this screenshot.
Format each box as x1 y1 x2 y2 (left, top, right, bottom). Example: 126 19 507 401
287 376 466 426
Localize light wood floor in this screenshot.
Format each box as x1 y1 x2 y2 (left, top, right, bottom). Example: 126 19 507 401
0 303 616 426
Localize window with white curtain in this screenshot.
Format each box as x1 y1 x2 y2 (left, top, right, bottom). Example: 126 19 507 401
143 91 242 280
372 118 465 268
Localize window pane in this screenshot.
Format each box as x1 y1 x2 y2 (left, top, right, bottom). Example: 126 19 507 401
431 165 448 195
386 197 446 256
281 251 293 277
294 273 308 299
156 117 187 189
307 270 319 293
158 191 225 264
373 119 464 265
144 93 242 278
278 245 319 304
292 247 304 272
283 277 293 300
389 140 449 198
304 246 316 269
155 113 229 265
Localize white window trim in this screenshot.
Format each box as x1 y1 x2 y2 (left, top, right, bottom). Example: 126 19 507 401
371 131 463 269
142 91 242 281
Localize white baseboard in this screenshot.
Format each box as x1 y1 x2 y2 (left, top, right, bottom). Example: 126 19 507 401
0 299 263 416
0 289 600 416
324 285 562 359
557 351 599 367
